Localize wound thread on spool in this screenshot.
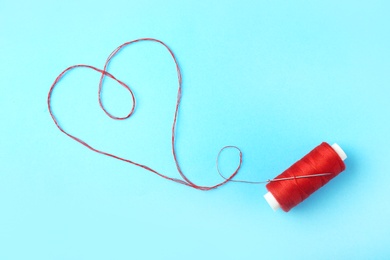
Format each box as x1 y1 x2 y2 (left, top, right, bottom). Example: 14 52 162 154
264 142 347 212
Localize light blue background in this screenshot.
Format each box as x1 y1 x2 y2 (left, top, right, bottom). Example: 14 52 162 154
1 0 389 259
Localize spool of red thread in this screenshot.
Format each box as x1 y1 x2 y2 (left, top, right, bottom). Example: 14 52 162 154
264 142 347 212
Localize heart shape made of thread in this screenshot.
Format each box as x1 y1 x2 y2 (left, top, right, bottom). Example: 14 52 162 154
48 38 242 191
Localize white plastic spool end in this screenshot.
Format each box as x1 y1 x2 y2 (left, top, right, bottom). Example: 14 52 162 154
331 143 347 161
264 191 281 211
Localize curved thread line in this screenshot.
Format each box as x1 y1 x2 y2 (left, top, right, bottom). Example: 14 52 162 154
48 38 242 191
216 146 332 184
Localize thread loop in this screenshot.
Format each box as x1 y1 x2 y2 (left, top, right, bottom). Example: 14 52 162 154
48 38 241 190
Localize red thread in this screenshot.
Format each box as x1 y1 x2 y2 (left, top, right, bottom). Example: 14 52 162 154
48 38 242 191
266 142 346 212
